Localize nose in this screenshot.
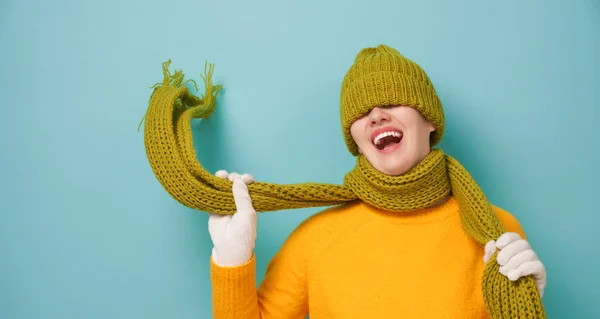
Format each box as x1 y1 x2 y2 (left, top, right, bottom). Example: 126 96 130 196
369 107 390 126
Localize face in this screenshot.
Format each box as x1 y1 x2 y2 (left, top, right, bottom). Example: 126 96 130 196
350 106 436 176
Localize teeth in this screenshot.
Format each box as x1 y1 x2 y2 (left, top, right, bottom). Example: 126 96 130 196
373 131 402 145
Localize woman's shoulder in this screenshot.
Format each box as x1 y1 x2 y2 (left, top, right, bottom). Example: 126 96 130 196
490 204 527 239
286 200 368 241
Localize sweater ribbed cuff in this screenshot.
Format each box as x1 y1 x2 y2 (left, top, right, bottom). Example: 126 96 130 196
210 254 259 318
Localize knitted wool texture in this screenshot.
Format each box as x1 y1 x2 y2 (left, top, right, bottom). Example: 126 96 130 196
139 47 546 318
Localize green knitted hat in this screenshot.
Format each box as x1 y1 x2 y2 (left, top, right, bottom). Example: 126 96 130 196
340 44 445 156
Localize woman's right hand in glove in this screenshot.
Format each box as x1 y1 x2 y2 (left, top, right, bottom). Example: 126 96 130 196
208 171 257 267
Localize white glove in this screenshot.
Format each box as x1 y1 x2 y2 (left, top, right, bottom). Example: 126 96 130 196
484 232 547 298
208 170 257 267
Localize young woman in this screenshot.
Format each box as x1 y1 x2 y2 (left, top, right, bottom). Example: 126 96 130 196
207 45 547 318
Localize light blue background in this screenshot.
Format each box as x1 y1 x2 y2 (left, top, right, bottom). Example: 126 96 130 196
1 0 598 318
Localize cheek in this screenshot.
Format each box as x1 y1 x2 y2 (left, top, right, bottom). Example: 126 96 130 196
404 127 431 154
350 120 367 145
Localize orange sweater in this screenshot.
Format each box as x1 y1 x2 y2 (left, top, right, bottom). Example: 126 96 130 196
210 196 526 318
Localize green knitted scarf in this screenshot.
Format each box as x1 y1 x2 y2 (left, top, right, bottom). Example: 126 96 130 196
139 60 546 318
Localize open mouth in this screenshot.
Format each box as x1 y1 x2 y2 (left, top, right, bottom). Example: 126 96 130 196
372 129 403 151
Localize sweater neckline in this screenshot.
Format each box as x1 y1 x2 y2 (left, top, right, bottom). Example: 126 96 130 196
359 196 460 224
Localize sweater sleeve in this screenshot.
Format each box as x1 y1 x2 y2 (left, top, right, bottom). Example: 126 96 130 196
210 217 313 319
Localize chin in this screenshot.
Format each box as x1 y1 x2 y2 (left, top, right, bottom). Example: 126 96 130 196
374 158 411 176
381 166 410 176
